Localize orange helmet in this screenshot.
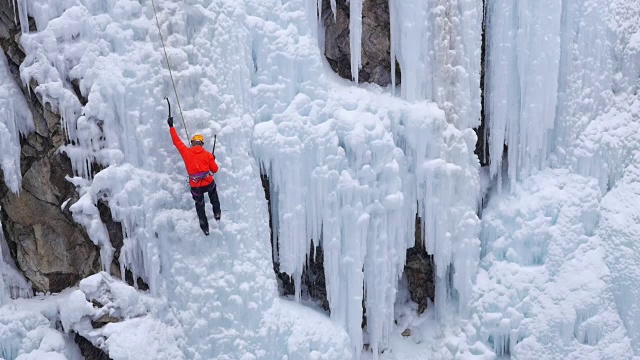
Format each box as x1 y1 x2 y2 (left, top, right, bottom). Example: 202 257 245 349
191 134 204 144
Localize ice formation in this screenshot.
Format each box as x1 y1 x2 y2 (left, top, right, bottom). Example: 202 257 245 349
484 0 562 187
479 0 640 358
477 170 633 359
484 0 640 191
251 0 481 356
349 0 362 82
2 0 483 356
0 295 83 359
3 0 356 358
0 0 638 358
0 227 32 303
389 0 482 129
0 51 33 193
58 272 184 359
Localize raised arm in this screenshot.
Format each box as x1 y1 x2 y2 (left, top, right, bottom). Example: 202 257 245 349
170 127 189 154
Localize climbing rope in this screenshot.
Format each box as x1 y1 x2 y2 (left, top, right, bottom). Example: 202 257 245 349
150 0 190 141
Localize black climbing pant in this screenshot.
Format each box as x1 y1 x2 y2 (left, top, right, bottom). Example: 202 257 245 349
191 181 221 231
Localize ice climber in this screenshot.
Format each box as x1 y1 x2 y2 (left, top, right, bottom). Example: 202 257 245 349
168 116 221 236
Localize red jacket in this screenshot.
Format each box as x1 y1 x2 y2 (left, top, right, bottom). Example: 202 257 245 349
170 127 218 187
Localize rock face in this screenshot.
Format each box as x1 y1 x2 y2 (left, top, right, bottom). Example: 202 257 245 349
0 2 101 293
322 0 401 86
302 241 329 311
74 333 112 360
404 218 435 313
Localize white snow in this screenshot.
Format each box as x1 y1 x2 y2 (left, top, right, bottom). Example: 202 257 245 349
251 1 481 356
599 152 640 351
0 0 638 358
476 170 633 359
0 304 82 360
3 0 373 357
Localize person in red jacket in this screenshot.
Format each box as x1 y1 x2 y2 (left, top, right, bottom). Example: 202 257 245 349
168 116 220 236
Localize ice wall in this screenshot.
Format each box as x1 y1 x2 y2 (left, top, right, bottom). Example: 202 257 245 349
388 0 483 320
484 0 563 188
8 0 484 357
250 0 481 357
389 0 482 129
477 170 633 359
481 0 640 356
484 0 640 190
9 0 353 358
599 152 640 351
0 51 33 193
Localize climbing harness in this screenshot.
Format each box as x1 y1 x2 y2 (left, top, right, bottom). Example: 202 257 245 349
151 0 189 141
189 171 213 184
190 177 216 196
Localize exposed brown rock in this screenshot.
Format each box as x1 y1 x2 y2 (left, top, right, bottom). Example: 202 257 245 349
322 0 401 86
0 3 101 293
91 314 122 329
302 241 329 311
74 333 112 360
404 217 436 313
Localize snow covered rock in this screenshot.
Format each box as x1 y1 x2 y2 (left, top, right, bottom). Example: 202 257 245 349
3 0 480 358
0 305 82 360
59 272 182 360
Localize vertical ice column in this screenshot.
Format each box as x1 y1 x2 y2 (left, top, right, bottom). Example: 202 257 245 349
0 229 9 306
14 0 29 34
388 0 482 129
0 222 33 302
330 0 337 20
388 0 398 94
397 106 480 318
430 0 482 129
349 0 363 82
388 0 482 318
0 52 34 193
390 0 424 101
485 0 563 187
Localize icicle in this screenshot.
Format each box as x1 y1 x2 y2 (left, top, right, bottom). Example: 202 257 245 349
11 0 17 24
330 0 337 21
349 0 363 83
389 0 397 95
485 0 562 187
0 52 34 193
15 0 29 34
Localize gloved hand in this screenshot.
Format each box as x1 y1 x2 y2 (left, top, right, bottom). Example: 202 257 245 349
167 116 174 128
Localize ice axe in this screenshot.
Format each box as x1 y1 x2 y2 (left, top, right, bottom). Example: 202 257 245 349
164 97 171 118
212 134 217 155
